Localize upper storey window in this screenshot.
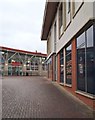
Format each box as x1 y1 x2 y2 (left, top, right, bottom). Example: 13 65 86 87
68 0 71 13
66 0 71 28
59 3 63 37
73 1 84 17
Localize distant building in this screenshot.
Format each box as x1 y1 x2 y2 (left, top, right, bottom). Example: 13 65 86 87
41 1 95 109
0 46 47 76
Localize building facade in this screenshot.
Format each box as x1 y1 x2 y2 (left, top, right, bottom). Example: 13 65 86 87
41 1 95 109
0 46 47 76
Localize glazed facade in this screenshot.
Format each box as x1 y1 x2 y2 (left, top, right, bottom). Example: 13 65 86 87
41 1 95 109
0 46 47 76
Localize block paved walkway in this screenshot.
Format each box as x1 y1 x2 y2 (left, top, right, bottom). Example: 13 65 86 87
2 76 94 119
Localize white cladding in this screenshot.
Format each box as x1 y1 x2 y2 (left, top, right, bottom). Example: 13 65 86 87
56 2 94 53
47 2 94 55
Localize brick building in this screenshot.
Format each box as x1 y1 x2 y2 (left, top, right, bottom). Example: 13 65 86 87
41 1 95 109
0 46 47 76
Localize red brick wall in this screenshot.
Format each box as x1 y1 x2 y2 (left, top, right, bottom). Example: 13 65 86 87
72 38 77 93
65 38 94 110
48 57 52 80
63 38 76 95
76 93 94 109
48 55 54 81
48 38 95 110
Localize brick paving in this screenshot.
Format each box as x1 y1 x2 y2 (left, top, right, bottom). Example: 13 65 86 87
2 76 94 119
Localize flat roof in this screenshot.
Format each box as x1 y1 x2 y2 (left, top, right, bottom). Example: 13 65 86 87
0 46 47 57
41 2 59 40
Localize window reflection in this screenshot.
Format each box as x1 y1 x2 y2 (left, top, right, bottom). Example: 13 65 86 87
66 43 72 85
86 25 94 94
77 32 85 48
77 25 95 95
60 49 64 83
87 26 93 47
77 32 85 91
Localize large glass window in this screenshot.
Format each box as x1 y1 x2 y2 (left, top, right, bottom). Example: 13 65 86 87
77 32 85 91
47 58 52 79
66 43 72 85
59 3 63 29
86 26 95 94
60 49 64 83
59 3 63 36
68 0 71 13
87 26 93 47
77 25 95 95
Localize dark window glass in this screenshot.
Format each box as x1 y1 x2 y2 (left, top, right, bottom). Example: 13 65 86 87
77 32 85 91
54 22 56 52
86 50 94 94
66 43 72 85
59 3 63 29
86 26 95 94
60 49 64 83
68 0 71 13
77 25 95 95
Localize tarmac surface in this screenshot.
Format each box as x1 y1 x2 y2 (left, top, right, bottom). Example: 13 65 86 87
2 76 94 119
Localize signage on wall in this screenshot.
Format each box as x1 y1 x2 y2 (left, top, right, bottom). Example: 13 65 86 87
11 62 21 66
79 64 83 74
66 60 72 79
78 56 84 75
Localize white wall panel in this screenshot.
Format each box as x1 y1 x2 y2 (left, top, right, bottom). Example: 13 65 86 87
56 2 94 53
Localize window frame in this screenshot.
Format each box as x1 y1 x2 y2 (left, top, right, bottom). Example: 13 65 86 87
59 2 63 37
60 49 64 83
76 24 95 95
76 31 86 92
68 0 71 14
65 42 72 85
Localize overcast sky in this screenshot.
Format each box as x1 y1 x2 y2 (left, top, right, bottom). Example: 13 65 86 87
0 0 46 53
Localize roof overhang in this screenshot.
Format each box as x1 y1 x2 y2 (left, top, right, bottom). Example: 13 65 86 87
41 2 59 41
0 46 47 57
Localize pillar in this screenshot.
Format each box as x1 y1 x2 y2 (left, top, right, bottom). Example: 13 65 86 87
72 38 77 92
4 61 8 76
22 63 26 76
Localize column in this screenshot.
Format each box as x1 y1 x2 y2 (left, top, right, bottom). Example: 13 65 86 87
22 63 26 76
72 38 77 92
4 61 8 76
